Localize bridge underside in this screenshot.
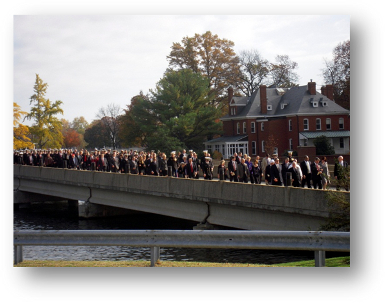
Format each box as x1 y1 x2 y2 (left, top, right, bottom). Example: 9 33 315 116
14 175 329 231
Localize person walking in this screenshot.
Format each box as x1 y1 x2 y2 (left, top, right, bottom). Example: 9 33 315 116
320 156 330 190
311 157 323 189
237 158 250 183
300 155 312 188
228 156 238 182
288 160 302 187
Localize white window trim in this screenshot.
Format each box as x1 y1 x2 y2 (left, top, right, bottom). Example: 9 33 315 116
316 118 321 130
252 141 256 155
243 122 247 134
303 118 309 131
237 122 240 134
251 122 255 133
326 118 331 130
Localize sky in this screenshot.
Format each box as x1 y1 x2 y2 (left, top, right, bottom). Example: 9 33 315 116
13 15 350 126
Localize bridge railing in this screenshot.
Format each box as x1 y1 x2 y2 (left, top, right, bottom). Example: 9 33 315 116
14 230 350 267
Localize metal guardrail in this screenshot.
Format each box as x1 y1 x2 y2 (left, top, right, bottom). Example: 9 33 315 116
14 230 350 267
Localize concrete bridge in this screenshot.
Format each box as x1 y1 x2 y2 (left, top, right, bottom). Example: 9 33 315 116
13 165 349 231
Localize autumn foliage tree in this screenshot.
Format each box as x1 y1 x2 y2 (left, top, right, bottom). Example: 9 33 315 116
167 31 240 108
13 102 34 149
63 128 81 148
25 74 64 149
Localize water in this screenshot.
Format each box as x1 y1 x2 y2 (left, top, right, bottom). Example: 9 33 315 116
14 201 344 264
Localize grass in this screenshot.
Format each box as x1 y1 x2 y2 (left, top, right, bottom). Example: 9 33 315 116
14 256 350 267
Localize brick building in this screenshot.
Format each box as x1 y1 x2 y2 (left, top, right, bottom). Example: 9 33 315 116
204 81 350 159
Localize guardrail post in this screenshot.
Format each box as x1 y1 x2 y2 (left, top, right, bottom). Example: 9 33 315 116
314 250 325 267
150 247 160 267
14 245 23 265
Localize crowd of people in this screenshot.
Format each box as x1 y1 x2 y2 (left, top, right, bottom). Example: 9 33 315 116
13 148 349 190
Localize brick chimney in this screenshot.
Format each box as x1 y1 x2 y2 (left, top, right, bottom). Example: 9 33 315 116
308 80 316 95
326 84 334 101
321 84 334 101
260 85 267 114
228 86 233 115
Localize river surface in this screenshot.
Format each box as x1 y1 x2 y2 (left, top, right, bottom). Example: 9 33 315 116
14 201 344 264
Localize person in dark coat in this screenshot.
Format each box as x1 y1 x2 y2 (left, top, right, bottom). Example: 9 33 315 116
251 160 262 184
217 160 228 180
149 154 159 176
97 153 108 172
311 157 323 189
159 154 168 176
288 160 302 187
120 154 129 174
271 158 282 186
129 155 139 174
281 157 291 186
300 155 312 188
202 157 213 180
167 151 178 177
184 158 197 179
237 158 250 183
228 156 238 182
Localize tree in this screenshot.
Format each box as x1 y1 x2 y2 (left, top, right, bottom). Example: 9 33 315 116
130 69 223 155
84 119 111 149
118 92 149 148
71 116 89 135
237 49 270 96
25 74 64 149
96 104 122 149
13 102 34 149
63 128 81 148
321 166 350 232
269 55 299 87
322 40 350 109
264 134 279 156
313 135 335 155
167 31 241 108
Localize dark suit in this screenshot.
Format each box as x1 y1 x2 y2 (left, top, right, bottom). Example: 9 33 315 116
149 160 159 176
129 159 138 174
289 166 302 187
228 160 238 182
300 160 312 188
159 158 168 176
281 162 290 186
311 162 322 189
217 165 228 180
202 161 213 180
237 162 249 183
251 165 262 184
270 164 282 186
184 162 197 178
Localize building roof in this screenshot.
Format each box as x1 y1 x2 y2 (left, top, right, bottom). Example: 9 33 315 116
221 85 349 121
299 131 350 139
204 135 248 144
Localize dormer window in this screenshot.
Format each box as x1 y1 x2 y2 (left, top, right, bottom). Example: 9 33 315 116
267 105 272 111
319 97 328 107
310 97 318 107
